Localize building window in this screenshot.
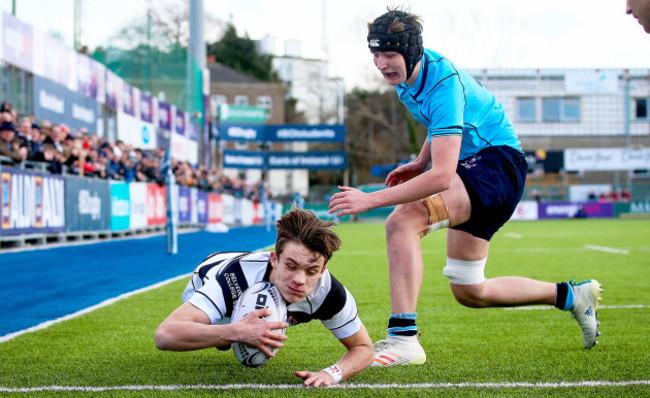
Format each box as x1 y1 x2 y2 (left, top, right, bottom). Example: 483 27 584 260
517 97 536 122
635 98 648 119
257 96 272 119
542 97 580 122
234 95 249 106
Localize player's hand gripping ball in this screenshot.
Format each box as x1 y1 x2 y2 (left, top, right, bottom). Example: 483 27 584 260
230 281 287 367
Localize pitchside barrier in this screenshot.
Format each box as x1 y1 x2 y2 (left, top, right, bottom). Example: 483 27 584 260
0 165 282 250
294 199 650 223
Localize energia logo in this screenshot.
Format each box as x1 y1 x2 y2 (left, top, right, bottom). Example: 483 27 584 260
369 39 380 47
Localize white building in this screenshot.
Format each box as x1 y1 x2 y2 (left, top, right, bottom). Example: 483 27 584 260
466 68 650 149
256 37 346 199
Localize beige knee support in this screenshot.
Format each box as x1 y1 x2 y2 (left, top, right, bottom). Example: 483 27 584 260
422 194 450 235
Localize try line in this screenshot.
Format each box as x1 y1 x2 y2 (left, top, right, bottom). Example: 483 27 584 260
1 380 648 392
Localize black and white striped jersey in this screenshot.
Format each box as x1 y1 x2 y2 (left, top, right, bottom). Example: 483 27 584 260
182 251 362 340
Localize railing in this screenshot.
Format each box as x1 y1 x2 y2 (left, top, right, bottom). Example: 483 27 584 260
0 162 281 251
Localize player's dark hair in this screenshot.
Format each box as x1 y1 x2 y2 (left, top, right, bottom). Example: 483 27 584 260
275 208 341 263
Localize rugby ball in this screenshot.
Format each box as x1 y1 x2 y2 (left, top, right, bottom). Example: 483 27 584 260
230 281 287 367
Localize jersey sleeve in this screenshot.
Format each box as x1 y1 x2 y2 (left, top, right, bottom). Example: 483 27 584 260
313 274 362 340
423 71 465 141
187 280 229 325
320 285 362 340
182 251 253 325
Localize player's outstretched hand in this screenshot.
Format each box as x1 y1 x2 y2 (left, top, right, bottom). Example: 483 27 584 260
329 186 374 217
385 161 426 187
295 370 340 388
235 309 288 357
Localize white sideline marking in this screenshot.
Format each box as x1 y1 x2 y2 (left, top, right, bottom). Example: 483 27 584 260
503 232 523 239
1 380 648 392
504 305 649 311
585 244 629 255
0 273 190 343
0 245 275 344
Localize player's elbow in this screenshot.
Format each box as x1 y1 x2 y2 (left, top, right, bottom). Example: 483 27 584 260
425 169 453 192
154 326 175 350
437 172 454 192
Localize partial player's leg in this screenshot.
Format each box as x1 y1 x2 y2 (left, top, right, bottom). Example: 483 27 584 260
372 175 470 367
445 229 603 348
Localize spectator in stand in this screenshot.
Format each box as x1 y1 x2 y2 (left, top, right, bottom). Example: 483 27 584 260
118 150 137 182
44 124 65 154
0 101 11 114
174 161 195 187
16 118 32 147
0 120 27 163
83 147 105 178
598 192 610 202
113 140 126 159
1 110 11 123
40 120 52 143
587 191 598 202
102 143 121 179
621 188 632 201
530 188 542 202
62 137 82 174
0 102 17 124
28 122 45 160
136 153 159 182
87 132 101 153
33 143 64 174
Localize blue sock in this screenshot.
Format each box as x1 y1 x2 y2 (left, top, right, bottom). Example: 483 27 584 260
555 282 575 311
387 312 418 337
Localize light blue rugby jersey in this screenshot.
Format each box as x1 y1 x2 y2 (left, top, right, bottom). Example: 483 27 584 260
396 48 522 160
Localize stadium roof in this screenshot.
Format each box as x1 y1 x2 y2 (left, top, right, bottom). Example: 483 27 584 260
207 62 262 84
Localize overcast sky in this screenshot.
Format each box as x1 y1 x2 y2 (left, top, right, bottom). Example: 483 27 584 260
3 0 649 90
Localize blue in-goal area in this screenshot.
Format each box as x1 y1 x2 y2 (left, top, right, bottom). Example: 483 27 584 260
0 225 277 338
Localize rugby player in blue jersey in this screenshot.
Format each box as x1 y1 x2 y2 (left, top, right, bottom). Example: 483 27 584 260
329 7 603 366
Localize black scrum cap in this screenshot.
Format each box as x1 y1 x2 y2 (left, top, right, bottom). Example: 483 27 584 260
367 10 423 80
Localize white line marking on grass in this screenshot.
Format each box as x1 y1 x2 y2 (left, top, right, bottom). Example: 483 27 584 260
1 380 648 392
1 245 274 344
503 232 523 239
504 305 649 311
585 244 630 255
0 273 191 344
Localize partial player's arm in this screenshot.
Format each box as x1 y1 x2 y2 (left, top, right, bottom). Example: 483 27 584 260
385 137 431 187
329 135 460 216
155 302 288 356
294 324 374 387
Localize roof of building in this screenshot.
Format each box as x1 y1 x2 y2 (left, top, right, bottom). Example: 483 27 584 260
207 62 262 84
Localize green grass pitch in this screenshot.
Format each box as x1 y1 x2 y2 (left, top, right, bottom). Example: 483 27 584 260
0 219 648 397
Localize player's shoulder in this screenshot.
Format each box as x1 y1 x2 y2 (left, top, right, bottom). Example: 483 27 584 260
308 270 352 309
193 251 270 279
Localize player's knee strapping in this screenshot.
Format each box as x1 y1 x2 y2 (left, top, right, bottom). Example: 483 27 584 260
422 194 449 235
443 257 487 285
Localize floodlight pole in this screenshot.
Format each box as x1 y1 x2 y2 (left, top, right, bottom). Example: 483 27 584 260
624 69 631 190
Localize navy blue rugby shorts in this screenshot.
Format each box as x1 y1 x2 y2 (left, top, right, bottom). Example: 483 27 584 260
451 145 527 241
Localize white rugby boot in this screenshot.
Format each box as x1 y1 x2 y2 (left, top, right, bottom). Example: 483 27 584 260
569 279 603 349
371 334 426 367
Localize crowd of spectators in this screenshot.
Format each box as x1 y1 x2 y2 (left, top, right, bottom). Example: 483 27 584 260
591 188 632 202
0 102 268 201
